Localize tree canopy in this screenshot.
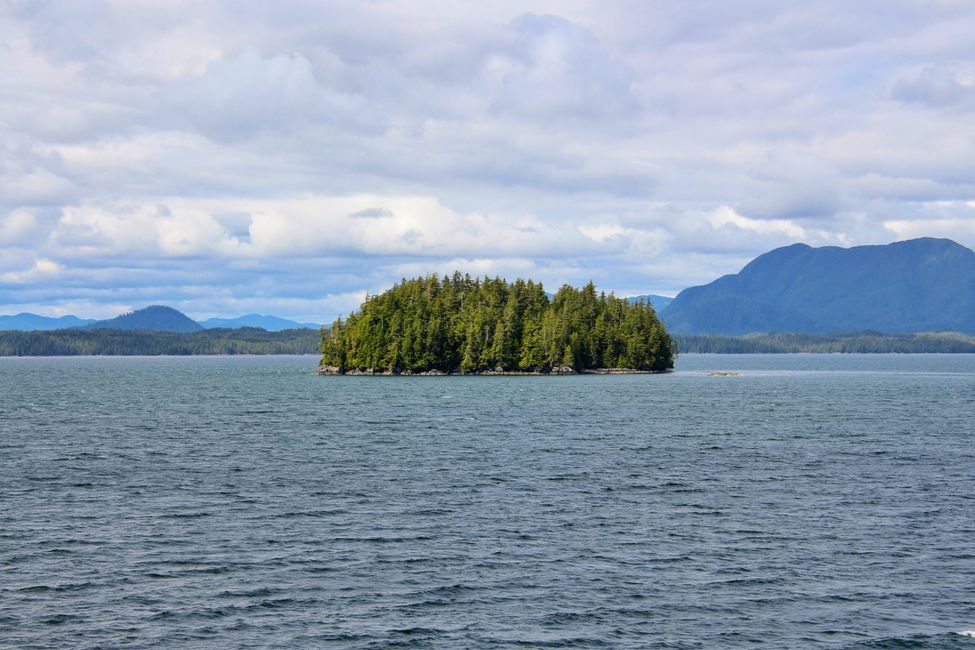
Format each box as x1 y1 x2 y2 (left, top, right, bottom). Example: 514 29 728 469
675 331 975 353
0 327 318 356
320 273 675 373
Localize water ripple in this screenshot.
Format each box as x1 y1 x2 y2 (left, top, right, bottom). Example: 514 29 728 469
1 354 974 648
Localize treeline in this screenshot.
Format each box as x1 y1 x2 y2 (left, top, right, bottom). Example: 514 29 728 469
676 331 975 353
320 273 675 373
0 327 319 356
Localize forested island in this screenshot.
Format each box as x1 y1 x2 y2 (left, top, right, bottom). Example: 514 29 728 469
0 327 319 356
319 273 675 374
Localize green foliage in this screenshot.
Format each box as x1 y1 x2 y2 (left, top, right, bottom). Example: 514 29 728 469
675 331 975 353
0 327 319 356
320 273 675 372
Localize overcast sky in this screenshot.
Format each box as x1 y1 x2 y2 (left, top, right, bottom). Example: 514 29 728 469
2 1 974 322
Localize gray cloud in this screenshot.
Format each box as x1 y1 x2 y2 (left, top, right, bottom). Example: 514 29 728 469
350 208 393 219
891 66 975 108
1 1 974 321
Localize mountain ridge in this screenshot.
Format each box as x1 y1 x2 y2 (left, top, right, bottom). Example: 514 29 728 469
660 237 975 334
6 238 974 336
1 308 321 332
0 313 95 331
200 314 320 331
83 305 205 333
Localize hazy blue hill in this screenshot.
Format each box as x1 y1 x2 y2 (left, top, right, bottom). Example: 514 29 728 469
0 313 95 331
200 314 319 331
661 238 975 334
84 306 204 333
626 294 673 311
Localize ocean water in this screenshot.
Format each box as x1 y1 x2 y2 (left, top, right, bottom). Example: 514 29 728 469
1 354 974 649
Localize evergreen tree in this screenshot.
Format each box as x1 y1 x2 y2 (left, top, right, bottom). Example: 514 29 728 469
319 274 676 372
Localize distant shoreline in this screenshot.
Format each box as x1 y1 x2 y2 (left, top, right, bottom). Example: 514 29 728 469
5 328 975 357
0 327 319 356
675 331 975 354
3 351 975 359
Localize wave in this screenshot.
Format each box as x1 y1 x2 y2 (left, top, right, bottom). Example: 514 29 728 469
844 631 975 648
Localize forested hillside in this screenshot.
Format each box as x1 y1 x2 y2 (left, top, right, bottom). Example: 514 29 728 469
0 327 319 356
661 238 975 334
320 273 674 373
676 331 975 353
83 305 204 332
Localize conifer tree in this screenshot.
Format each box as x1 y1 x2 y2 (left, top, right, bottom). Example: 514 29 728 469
320 274 675 372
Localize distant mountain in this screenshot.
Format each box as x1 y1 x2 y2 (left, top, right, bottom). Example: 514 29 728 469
0 313 95 331
660 237 975 335
84 305 204 333
199 314 320 331
626 294 674 311
2 306 321 333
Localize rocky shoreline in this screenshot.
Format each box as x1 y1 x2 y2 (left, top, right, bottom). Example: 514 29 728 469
316 365 669 376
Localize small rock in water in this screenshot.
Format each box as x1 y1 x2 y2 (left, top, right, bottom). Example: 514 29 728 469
550 365 576 375
708 370 740 377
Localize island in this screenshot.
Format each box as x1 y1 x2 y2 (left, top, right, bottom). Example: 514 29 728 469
319 273 675 375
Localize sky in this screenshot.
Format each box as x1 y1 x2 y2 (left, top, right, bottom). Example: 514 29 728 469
1 1 974 323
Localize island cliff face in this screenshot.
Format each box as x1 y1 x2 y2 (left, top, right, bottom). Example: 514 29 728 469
319 273 675 374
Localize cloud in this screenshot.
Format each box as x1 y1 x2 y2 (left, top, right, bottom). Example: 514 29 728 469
891 66 975 108
42 195 600 260
708 206 806 239
736 149 843 221
161 48 370 141
0 257 63 284
350 207 394 219
0 141 76 207
484 13 638 120
1 1 975 320
0 209 44 246
50 202 242 258
884 207 975 243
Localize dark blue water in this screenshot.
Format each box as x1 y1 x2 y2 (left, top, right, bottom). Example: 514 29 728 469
2 354 974 648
